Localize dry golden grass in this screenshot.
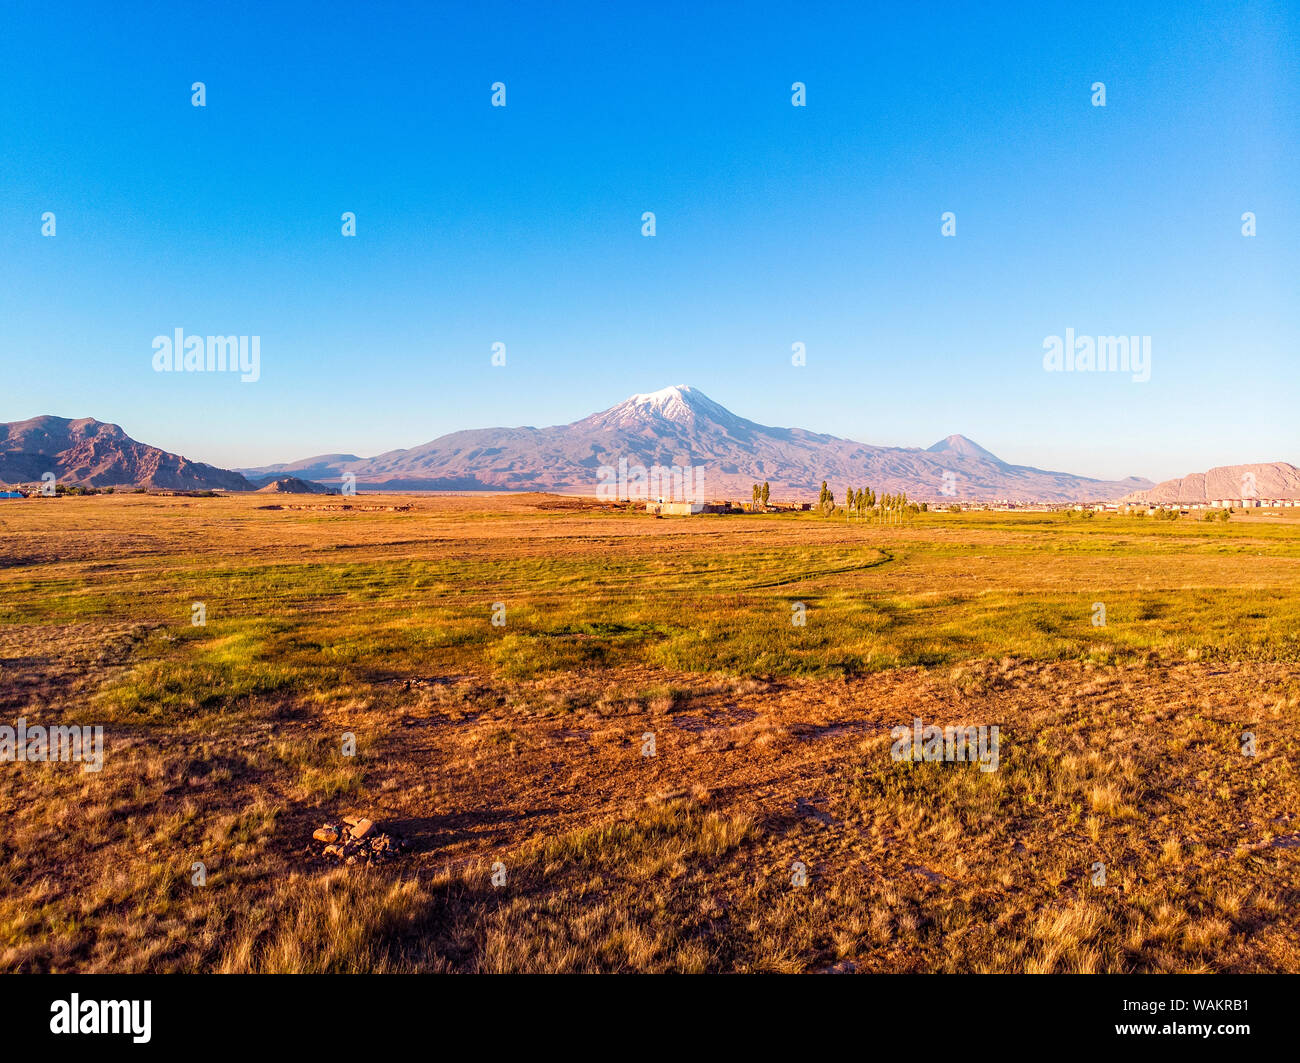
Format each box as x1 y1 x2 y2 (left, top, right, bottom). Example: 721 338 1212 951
0 493 1297 972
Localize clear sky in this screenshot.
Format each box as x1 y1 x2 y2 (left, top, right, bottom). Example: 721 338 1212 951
1 0 1295 482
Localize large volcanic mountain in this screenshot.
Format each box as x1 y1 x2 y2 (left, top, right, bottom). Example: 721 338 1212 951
0 416 252 491
241 385 1152 502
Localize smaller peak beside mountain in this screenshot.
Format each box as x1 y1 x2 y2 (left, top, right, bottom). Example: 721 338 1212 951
255 476 333 495
926 434 1006 465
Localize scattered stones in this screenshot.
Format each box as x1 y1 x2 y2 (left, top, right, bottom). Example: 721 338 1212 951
313 816 404 865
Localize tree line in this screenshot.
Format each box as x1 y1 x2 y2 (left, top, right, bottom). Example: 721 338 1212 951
820 482 925 522
745 479 928 521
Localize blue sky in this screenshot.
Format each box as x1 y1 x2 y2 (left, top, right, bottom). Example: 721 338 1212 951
1 0 1295 481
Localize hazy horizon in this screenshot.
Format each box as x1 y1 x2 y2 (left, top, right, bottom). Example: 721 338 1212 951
2 381 1283 488
2 0 1296 482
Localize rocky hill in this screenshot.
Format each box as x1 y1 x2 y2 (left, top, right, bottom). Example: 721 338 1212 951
1121 462 1300 503
0 416 252 491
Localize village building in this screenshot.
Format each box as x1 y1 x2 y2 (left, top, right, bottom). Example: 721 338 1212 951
645 501 732 515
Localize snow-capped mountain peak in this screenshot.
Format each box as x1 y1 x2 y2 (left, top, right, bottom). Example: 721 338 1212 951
230 386 1158 502
580 385 740 431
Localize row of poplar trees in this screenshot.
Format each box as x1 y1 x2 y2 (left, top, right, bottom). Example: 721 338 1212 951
820 481 917 523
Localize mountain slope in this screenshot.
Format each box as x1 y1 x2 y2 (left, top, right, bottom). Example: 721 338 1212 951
242 453 364 483
1121 462 1300 503
242 385 1153 502
0 416 253 490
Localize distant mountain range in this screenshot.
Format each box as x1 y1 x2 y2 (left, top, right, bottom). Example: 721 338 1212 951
9 391 1292 503
237 385 1156 502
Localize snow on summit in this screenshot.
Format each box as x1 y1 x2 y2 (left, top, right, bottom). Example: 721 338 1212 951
229 385 1156 501
583 385 739 431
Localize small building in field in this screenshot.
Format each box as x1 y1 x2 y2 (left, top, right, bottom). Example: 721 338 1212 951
646 501 731 515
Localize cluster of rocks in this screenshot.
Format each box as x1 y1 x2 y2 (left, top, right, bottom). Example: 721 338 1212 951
312 815 404 865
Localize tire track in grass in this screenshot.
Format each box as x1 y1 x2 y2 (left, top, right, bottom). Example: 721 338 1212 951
743 548 896 589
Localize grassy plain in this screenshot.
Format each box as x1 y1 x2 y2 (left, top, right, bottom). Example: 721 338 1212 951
1 493 1297 972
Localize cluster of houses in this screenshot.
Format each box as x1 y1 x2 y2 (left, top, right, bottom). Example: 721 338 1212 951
644 500 814 515
1073 499 1300 514
641 496 1300 516
939 499 1300 513
1207 498 1299 508
644 501 733 515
